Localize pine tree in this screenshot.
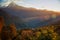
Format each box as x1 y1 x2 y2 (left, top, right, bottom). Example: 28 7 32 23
1 25 11 40
0 16 5 40
9 23 17 40
0 16 4 33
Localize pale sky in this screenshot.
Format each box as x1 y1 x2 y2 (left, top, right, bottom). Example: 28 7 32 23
0 0 60 11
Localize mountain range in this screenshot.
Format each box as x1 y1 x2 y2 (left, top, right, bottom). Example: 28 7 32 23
0 2 60 29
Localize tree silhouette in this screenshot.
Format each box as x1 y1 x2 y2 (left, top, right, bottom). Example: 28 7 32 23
0 16 4 33
1 25 11 40
9 23 17 40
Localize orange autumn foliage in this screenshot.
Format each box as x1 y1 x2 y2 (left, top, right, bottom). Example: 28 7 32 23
0 16 4 33
9 23 17 38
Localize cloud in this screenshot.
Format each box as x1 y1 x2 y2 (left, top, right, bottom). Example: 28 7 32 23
0 0 11 7
0 0 21 7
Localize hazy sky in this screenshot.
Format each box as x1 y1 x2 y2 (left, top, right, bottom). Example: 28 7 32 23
0 0 60 11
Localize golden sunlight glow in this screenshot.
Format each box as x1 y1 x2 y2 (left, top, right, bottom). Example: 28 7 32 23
14 0 60 12
3 0 60 12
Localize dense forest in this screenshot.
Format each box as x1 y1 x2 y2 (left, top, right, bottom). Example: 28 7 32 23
0 16 60 40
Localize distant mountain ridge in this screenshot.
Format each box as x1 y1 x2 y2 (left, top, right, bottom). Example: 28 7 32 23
0 2 60 29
